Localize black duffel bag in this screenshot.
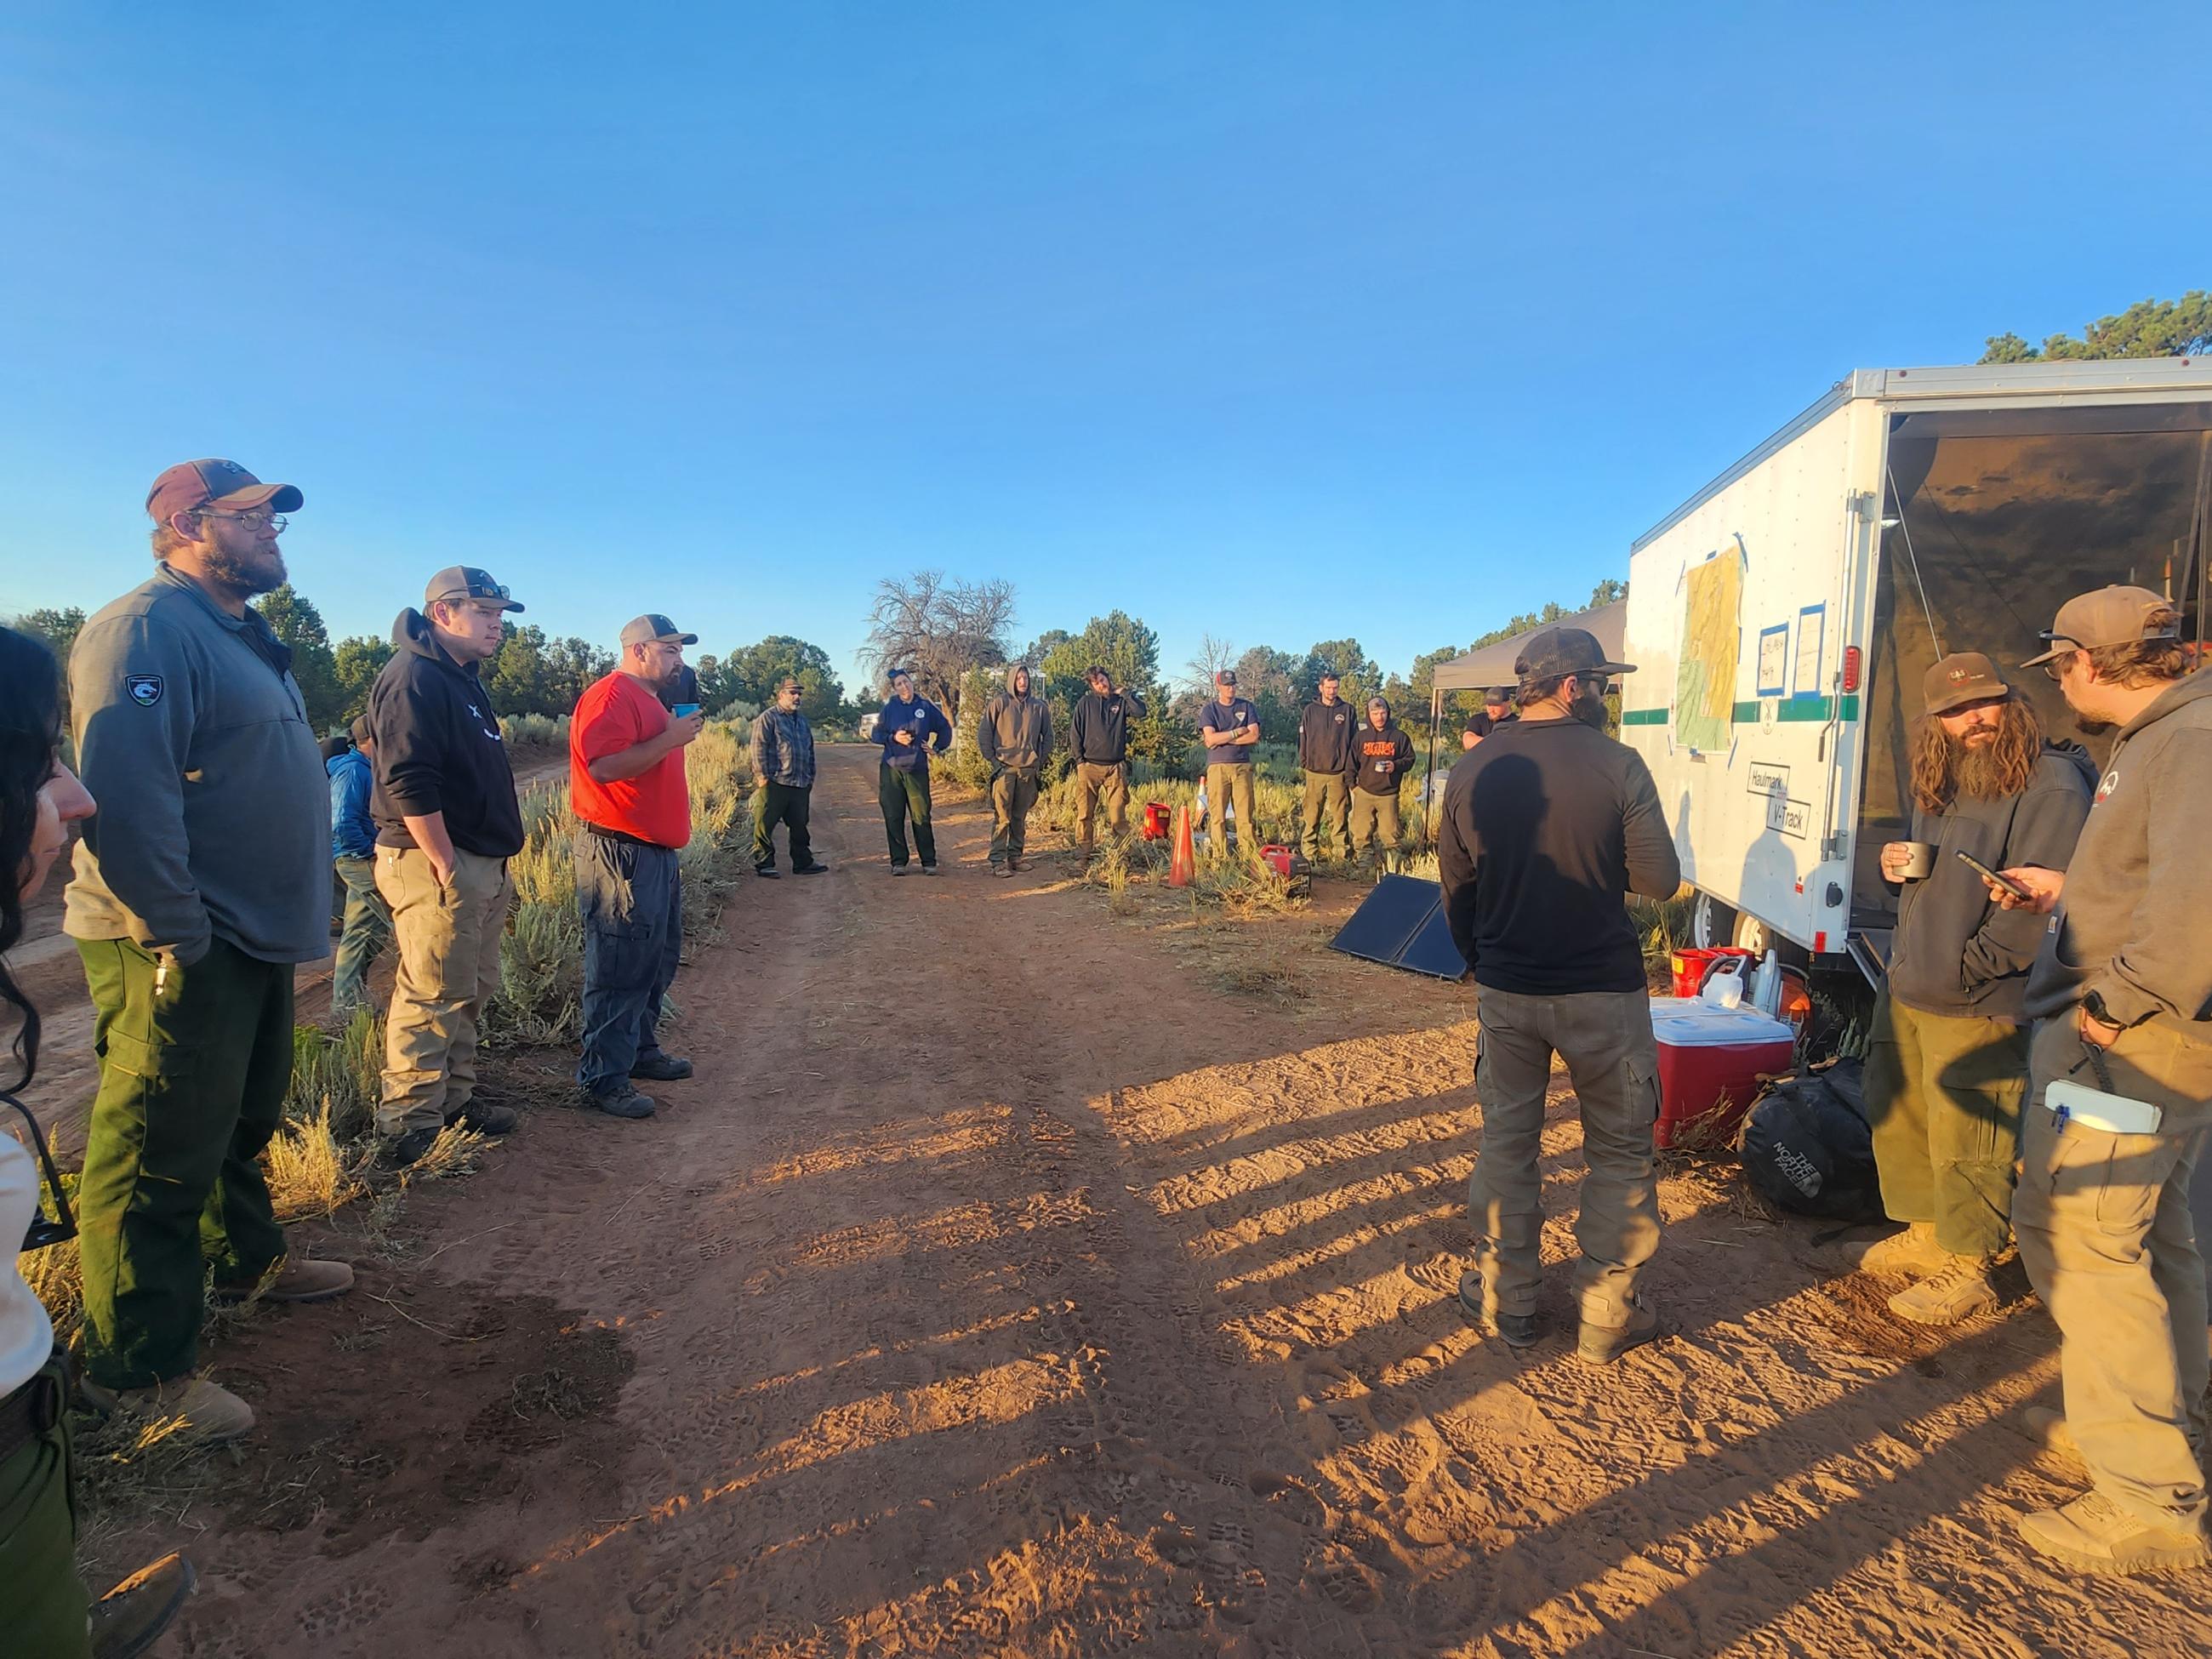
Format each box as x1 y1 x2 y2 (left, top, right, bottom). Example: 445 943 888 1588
1737 1057 1884 1221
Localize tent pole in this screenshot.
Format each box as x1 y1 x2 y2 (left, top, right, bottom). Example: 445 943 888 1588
1422 688 1440 852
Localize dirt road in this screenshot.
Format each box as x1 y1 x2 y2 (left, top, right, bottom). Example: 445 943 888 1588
90 746 2202 1656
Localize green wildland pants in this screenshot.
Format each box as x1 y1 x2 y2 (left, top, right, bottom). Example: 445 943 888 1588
0 1361 91 1657
75 937 293 1390
1073 761 1131 847
1348 789 1405 872
1205 762 1257 852
376 846 510 1137
2015 1014 2212 1537
1301 770 1351 862
989 769 1040 864
879 765 937 867
1468 984 1662 1327
1862 990 2027 1259
752 779 814 871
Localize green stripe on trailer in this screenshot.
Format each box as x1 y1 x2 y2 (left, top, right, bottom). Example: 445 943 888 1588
1621 696 1860 730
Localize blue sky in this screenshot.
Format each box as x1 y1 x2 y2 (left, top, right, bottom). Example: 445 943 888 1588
2 3 2200 698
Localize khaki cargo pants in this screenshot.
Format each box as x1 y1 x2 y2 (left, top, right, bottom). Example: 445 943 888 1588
1074 761 1131 847
2015 1014 2211 1536
1301 769 1351 861
1863 990 2028 1260
375 846 510 1137
1468 984 1662 1326
1205 762 1257 852
1348 788 1405 872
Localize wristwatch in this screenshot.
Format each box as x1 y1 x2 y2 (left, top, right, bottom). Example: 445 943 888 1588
2080 990 2138 1031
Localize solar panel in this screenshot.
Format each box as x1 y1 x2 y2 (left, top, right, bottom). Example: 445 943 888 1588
1396 899 1470 979
1328 874 1441 967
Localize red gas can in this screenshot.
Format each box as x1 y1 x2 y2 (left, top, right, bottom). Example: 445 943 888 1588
1142 802 1172 841
1649 996 1797 1149
1668 945 1755 1000
1257 843 1294 878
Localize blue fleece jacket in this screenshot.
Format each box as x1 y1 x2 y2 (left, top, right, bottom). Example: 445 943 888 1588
328 746 377 860
875 693 952 771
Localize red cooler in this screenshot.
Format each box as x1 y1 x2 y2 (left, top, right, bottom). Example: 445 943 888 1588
1648 996 1796 1149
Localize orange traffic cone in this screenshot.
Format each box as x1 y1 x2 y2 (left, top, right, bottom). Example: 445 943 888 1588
1169 802 1195 887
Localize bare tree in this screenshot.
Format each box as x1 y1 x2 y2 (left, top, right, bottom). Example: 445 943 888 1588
859 570 1018 727
1183 632 1237 697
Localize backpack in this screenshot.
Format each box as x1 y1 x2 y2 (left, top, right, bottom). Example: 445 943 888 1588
1737 1058 1884 1221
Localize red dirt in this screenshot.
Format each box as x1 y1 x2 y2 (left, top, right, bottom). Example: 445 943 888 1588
77 745 2208 1656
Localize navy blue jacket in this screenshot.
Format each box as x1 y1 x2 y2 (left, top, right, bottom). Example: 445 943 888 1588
328 746 377 860
875 694 952 772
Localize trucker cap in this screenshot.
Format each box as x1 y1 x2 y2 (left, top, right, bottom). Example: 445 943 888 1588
1922 651 2010 715
425 566 524 613
1514 626 1635 685
1481 686 1514 704
2020 585 2180 666
145 459 303 523
1216 669 1238 686
619 613 698 647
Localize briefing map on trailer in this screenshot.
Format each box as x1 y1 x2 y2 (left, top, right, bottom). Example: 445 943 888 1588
1673 549 1741 753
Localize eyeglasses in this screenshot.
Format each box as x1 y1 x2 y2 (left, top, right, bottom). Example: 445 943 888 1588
196 510 288 533
2038 641 2080 682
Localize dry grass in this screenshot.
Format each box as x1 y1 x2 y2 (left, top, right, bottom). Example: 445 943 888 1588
265 1103 371 1221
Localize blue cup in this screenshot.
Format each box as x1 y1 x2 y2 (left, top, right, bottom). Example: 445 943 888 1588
671 703 701 718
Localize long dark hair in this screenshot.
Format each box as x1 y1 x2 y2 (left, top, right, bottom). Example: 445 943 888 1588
1 625 64 1091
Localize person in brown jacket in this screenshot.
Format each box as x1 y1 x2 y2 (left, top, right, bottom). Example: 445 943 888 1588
979 663 1052 875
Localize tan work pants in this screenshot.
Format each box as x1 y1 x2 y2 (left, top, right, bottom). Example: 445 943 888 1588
1204 763 1258 852
1074 761 1131 847
375 846 510 1136
1301 770 1351 861
1348 788 1404 872
2015 1014 2211 1536
1468 984 1662 1325
989 769 1040 866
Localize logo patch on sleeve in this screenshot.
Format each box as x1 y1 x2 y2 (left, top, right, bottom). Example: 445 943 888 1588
126 674 163 707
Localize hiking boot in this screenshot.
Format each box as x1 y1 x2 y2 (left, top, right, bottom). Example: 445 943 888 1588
589 1083 657 1120
921 864 940 876
382 1126 442 1168
2015 1491 2212 1576
1858 1221 1949 1276
1008 858 1025 873
79 1376 254 1445
630 1052 694 1081
1577 1297 1663 1365
213 1256 355 1303
793 862 830 875
1456 1271 1539 1348
992 864 1014 879
90 1551 196 1659
891 864 909 875
1888 1257 1998 1325
445 1098 518 1135
755 865 781 879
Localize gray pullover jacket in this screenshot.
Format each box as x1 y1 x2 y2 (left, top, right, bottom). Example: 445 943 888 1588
1888 743 2094 1021
2025 670 2212 1041
63 564 330 965
979 666 1053 776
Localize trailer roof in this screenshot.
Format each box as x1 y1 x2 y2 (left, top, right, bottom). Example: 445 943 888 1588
1631 357 2212 553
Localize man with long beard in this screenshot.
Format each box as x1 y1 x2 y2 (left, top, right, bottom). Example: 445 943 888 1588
1439 626 1680 1362
1861 652 2092 1325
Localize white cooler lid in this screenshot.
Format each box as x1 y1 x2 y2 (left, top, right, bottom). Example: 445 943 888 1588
1649 996 1796 1048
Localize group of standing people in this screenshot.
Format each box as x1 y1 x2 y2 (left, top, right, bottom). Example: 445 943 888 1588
1436 593 2212 1577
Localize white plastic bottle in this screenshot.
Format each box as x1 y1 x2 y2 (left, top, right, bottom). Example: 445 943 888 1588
1751 949 1782 1017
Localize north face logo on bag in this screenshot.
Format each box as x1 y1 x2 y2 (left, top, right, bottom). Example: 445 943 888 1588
126 675 162 707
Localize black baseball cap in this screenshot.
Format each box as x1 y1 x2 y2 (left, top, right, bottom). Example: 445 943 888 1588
1216 669 1238 687
1481 686 1513 705
620 613 698 647
1514 626 1634 685
425 566 524 613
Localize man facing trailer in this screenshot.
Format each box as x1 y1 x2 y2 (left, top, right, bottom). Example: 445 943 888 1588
1438 625 1680 1363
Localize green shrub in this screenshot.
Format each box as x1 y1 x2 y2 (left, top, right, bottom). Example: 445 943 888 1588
500 712 570 749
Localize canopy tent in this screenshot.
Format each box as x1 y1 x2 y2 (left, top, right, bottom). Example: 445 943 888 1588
1428 598 1628 693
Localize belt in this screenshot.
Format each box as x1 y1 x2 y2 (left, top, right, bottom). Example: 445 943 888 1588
584 821 668 850
0 1364 65 1464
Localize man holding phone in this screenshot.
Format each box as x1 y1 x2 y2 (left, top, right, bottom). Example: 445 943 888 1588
1860 651 2091 1326
568 614 706 1120
875 667 952 873
1985 587 2212 1575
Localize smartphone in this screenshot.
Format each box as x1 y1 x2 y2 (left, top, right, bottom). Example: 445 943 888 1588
1954 848 2031 901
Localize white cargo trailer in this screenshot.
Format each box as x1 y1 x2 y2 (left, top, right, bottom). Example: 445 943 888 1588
1620 360 2212 981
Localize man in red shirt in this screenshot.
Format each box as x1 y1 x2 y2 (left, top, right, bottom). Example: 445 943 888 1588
569 614 705 1118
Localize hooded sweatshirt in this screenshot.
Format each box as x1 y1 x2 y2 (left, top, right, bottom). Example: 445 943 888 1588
1071 686 1146 766
1352 707 1417 795
2024 670 2212 1040
1886 741 2094 1020
750 705 817 788
63 563 329 965
979 666 1052 775
368 609 525 858
875 692 952 772
1298 697 1360 775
